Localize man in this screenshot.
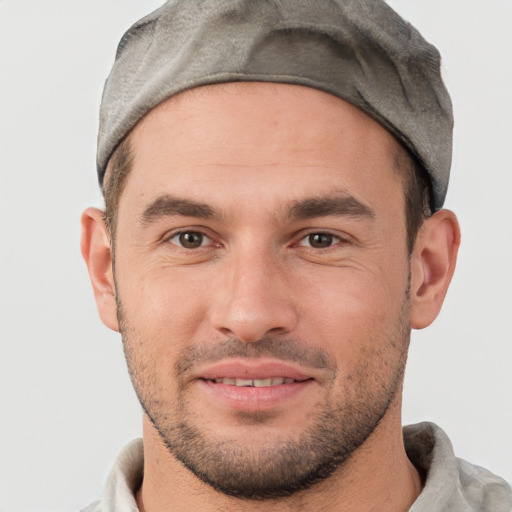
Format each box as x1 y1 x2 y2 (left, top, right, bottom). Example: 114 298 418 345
80 0 512 510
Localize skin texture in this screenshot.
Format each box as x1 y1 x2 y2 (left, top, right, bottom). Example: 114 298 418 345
82 82 460 511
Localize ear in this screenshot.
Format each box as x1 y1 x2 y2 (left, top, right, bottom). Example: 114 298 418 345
410 209 461 330
80 207 120 332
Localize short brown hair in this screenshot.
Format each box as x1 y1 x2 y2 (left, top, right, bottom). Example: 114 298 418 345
103 135 134 239
394 147 433 253
102 137 432 253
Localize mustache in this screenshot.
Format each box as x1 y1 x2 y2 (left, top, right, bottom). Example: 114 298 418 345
175 337 336 375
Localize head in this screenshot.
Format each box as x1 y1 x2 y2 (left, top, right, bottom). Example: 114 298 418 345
82 0 459 501
82 81 459 499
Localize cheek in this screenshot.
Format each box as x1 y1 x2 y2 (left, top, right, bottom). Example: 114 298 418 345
295 264 409 361
118 270 213 400
118 264 213 349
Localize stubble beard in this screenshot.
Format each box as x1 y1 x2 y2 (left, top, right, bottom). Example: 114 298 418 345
117 295 411 500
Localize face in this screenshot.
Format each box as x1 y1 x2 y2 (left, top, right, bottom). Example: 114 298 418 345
112 83 412 498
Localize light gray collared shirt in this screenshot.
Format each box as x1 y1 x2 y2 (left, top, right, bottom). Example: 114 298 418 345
82 422 512 511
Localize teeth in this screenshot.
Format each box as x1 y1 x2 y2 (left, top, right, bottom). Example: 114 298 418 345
212 377 296 387
215 377 235 385
235 378 253 387
254 378 272 387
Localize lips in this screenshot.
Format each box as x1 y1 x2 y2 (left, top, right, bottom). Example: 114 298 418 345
196 359 313 382
193 358 316 412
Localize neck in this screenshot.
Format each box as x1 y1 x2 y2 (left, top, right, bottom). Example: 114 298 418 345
136 404 422 512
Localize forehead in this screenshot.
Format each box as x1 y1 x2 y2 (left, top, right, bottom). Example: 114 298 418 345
123 82 403 215
134 81 398 155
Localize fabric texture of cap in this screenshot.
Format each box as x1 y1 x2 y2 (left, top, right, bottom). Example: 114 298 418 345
97 0 453 210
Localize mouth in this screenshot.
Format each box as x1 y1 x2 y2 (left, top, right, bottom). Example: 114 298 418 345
204 377 310 387
193 359 317 412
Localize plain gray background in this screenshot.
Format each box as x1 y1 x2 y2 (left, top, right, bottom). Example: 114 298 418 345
0 1 511 511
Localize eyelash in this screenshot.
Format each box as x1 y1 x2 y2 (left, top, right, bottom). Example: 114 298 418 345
164 229 347 251
297 232 343 249
166 230 216 249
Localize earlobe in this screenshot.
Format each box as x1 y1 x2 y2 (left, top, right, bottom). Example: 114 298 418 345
410 209 460 330
80 207 120 332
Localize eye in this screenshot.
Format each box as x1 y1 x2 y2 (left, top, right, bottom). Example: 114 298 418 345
168 231 211 249
299 233 341 249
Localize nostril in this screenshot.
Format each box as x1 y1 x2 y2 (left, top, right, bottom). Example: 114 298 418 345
209 289 299 342
267 326 288 335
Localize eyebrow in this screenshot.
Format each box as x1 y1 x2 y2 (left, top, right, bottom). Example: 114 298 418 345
286 194 375 221
139 192 375 226
139 195 218 225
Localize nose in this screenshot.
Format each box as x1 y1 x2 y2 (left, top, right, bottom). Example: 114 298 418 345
209 248 299 342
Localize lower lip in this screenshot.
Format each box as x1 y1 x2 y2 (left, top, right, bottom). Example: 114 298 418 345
199 379 314 412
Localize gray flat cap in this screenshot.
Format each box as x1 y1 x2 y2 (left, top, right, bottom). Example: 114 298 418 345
98 0 453 210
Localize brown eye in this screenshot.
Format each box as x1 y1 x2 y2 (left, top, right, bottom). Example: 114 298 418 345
299 233 340 249
308 233 334 248
170 231 208 249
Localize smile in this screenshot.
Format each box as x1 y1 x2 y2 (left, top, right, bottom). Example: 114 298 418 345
207 377 304 387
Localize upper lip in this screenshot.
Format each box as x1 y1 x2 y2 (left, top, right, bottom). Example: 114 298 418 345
192 358 315 382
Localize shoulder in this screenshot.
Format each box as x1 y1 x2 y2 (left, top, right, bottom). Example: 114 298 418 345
405 422 512 512
456 457 512 511
79 439 144 512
